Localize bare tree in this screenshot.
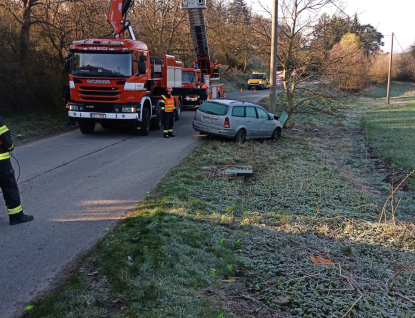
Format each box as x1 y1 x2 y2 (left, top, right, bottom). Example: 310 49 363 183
272 0 336 126
129 0 190 59
0 0 41 65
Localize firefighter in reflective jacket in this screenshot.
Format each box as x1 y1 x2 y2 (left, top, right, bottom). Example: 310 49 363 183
0 116 34 225
213 59 220 77
161 86 176 138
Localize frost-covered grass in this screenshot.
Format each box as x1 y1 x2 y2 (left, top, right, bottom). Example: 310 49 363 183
362 85 415 172
22 86 415 318
3 106 73 146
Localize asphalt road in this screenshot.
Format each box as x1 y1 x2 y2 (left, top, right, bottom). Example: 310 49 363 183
226 85 284 105
0 88 282 318
0 113 204 318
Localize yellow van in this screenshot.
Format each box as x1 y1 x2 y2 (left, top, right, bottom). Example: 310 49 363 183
247 71 269 90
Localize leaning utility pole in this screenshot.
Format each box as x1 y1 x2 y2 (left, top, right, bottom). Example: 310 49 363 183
386 32 394 104
268 0 278 113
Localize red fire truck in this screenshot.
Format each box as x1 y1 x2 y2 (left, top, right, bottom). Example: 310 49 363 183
182 66 203 108
64 0 207 135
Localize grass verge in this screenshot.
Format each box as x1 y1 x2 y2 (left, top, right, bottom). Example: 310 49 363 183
3 107 73 146
362 82 415 171
20 84 415 318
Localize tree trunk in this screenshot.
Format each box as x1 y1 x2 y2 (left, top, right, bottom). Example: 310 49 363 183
285 87 294 128
19 3 32 67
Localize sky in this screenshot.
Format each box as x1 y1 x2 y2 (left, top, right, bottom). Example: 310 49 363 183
248 0 415 53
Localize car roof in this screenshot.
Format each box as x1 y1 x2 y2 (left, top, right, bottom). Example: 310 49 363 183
205 99 259 107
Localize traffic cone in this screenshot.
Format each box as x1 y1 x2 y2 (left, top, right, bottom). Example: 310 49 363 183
254 88 256 93
240 88 243 93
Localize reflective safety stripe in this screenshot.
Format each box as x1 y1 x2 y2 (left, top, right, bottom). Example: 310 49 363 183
162 95 175 112
8 205 23 215
168 129 173 132
7 144 13 150
0 153 10 160
160 97 165 110
0 125 9 135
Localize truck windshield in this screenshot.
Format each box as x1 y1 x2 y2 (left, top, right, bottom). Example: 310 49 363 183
182 71 195 84
72 52 132 77
249 74 264 79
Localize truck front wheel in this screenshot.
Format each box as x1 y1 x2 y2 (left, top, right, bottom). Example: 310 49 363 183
79 121 95 134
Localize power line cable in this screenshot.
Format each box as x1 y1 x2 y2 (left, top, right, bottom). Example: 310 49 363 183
393 34 406 53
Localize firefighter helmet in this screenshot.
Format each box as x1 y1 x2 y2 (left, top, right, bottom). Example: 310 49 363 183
167 86 173 92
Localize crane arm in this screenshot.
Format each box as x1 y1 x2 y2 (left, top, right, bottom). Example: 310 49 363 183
107 0 135 39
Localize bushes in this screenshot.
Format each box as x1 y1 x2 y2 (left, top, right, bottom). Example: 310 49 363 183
0 53 65 114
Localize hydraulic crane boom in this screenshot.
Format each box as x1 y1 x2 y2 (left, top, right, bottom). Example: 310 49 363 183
107 0 136 39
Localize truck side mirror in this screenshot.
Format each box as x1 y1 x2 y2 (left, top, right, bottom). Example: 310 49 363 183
134 60 147 75
64 53 72 73
65 60 71 73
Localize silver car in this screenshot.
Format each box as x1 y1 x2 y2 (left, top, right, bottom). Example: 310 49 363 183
193 99 283 143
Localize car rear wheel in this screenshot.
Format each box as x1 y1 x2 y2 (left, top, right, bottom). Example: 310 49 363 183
233 129 246 144
271 127 281 140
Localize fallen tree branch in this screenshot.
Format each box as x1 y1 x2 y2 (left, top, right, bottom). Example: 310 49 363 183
341 295 363 318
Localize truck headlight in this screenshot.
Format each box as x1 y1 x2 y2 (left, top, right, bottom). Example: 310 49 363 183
122 107 137 113
69 105 79 111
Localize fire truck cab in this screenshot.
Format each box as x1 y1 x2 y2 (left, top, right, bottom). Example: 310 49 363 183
64 0 207 135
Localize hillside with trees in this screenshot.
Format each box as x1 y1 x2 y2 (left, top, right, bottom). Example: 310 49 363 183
0 0 411 116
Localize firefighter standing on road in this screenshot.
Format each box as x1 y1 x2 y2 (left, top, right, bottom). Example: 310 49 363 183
161 86 176 138
213 59 220 77
0 116 34 225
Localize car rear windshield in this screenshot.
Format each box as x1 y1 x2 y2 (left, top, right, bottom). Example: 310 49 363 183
199 102 228 115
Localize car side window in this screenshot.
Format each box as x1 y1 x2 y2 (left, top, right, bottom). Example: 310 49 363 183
246 106 257 119
232 106 245 117
257 107 269 120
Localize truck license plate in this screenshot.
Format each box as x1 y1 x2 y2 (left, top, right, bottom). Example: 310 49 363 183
91 113 106 119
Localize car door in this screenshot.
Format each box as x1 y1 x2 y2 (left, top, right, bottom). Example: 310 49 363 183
231 105 245 131
256 107 274 137
244 106 260 137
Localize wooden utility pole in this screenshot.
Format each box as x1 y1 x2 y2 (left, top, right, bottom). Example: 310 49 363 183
386 32 394 104
268 0 278 113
